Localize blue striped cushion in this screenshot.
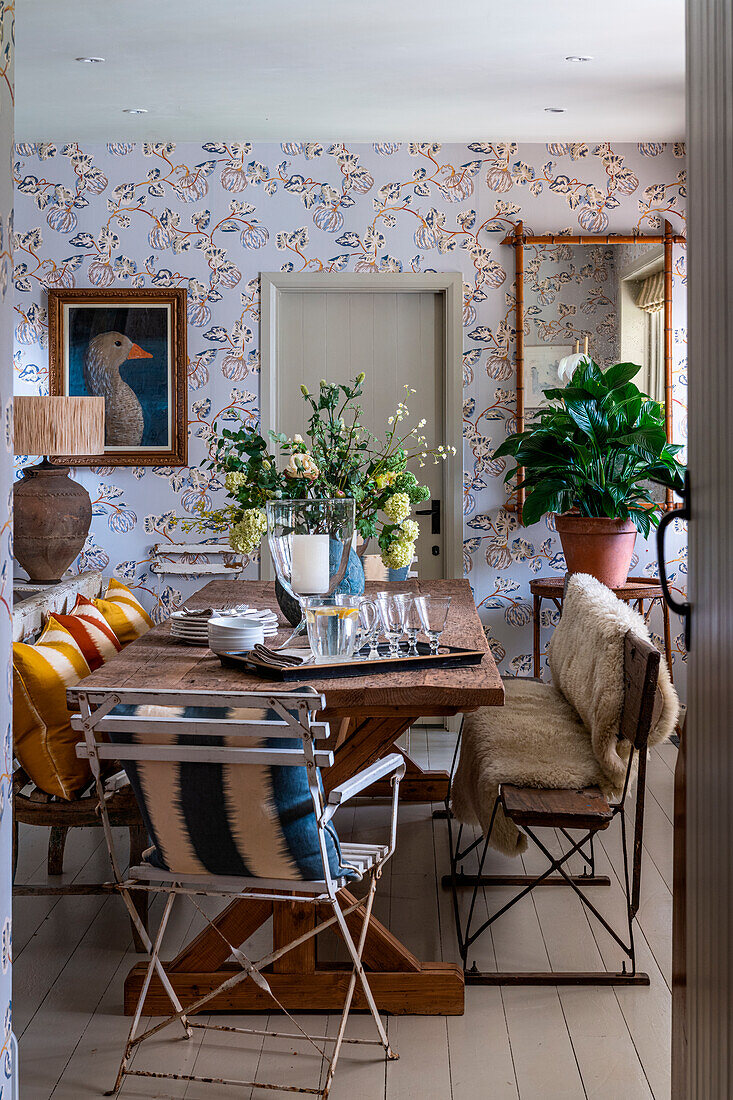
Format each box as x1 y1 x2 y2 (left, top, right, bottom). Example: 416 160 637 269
109 704 354 882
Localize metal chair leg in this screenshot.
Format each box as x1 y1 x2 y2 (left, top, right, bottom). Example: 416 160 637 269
330 876 394 1060
116 886 193 1036
107 892 185 1096
461 826 494 969
127 826 148 953
323 875 396 1099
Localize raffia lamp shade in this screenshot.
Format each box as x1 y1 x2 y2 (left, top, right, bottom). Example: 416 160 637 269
14 395 105 456
13 396 106 584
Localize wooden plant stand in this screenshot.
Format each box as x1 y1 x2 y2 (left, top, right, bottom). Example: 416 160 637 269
530 575 674 680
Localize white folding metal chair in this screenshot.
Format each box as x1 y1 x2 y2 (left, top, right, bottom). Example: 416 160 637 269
70 684 405 1098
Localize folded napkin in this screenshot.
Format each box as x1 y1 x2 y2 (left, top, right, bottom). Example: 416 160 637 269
249 644 307 669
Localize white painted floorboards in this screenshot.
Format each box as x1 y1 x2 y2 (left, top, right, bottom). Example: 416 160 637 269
14 732 675 1099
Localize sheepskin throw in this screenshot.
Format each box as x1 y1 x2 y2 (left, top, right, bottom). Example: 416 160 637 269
450 574 679 856
549 574 678 786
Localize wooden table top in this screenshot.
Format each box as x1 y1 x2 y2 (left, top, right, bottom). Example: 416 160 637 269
79 578 504 717
529 575 664 599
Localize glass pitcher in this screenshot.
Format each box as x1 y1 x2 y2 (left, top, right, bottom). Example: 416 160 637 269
302 594 374 662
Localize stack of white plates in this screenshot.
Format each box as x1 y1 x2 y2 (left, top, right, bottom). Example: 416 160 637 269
170 607 279 647
208 615 269 654
170 614 213 646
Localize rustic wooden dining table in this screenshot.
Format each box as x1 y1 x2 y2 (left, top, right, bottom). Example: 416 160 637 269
80 578 503 1016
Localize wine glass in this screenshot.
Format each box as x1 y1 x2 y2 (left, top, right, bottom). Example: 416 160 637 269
400 596 422 656
415 595 451 654
375 591 410 658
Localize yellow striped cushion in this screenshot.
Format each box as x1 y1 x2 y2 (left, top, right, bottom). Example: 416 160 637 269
94 579 153 646
13 619 92 800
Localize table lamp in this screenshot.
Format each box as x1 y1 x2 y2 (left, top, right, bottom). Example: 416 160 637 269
13 395 105 583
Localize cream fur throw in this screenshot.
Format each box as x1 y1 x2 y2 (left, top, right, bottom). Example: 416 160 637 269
450 574 679 856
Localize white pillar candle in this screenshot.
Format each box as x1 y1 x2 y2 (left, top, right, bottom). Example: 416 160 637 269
291 533 330 594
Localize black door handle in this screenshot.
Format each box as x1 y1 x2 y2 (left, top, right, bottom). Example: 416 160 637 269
416 499 441 535
656 470 691 650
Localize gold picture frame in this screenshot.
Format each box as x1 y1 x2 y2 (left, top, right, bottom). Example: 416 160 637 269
47 287 188 467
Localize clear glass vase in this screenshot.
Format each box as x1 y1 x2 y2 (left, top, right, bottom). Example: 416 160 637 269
266 498 356 622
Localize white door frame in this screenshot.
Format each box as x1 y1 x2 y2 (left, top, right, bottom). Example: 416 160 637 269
259 271 464 581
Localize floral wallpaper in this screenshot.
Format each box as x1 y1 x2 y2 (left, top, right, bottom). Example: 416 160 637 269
11 139 688 691
0 1 12 1093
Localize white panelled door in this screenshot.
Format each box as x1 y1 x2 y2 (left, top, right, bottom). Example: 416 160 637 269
260 273 463 581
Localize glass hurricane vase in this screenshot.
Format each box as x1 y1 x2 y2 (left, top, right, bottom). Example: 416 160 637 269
266 498 358 626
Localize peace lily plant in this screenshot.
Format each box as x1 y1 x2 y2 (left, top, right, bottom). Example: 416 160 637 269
493 358 686 587
188 373 456 574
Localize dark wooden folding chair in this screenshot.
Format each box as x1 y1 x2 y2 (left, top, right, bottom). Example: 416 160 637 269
443 630 662 985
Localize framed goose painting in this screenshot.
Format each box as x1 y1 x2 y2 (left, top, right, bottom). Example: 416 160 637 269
48 287 188 466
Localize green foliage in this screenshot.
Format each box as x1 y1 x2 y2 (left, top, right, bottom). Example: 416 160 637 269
192 375 456 560
492 359 686 537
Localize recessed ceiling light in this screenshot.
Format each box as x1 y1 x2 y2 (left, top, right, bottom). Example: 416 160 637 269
75 56 105 63
122 108 148 115
565 55 593 62
544 107 566 113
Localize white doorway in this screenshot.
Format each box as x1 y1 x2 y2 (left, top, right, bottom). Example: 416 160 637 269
259 272 464 581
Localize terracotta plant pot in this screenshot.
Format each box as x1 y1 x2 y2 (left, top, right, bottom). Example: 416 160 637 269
554 513 637 589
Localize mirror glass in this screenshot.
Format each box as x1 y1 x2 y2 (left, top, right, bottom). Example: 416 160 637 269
523 240 666 416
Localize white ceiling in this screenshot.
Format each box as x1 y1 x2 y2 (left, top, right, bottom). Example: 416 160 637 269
16 0 685 142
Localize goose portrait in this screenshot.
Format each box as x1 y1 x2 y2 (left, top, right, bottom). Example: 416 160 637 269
82 331 153 446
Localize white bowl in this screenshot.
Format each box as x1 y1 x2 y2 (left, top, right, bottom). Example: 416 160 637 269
208 626 264 649
208 625 264 637
208 614 265 631
208 621 263 633
209 637 263 655
209 633 257 642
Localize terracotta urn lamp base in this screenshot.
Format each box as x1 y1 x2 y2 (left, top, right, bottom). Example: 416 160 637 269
13 395 105 585
554 513 637 589
14 459 93 584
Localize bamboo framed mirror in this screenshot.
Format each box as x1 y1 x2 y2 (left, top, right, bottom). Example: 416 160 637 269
502 220 685 516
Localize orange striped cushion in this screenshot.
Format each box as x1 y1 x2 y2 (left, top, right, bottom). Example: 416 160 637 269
51 596 122 671
13 618 92 800
94 579 153 646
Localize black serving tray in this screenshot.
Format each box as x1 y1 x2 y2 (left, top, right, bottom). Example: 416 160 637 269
217 641 484 681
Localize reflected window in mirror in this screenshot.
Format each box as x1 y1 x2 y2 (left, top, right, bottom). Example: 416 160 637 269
617 242 665 406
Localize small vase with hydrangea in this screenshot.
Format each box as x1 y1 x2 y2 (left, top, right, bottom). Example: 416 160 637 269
185 374 456 612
